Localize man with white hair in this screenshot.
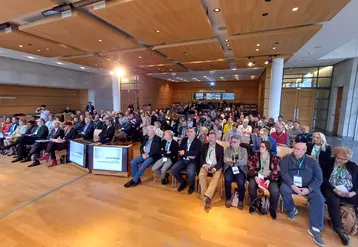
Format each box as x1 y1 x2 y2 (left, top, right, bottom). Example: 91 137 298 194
124 125 161 188
239 119 252 135
280 142 325 246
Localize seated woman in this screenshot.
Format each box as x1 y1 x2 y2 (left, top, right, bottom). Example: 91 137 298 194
3 119 28 155
197 127 209 144
306 132 331 170
223 135 248 210
45 121 77 167
322 147 358 246
248 141 281 219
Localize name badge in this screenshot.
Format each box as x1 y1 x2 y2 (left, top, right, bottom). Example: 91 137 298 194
163 157 168 162
232 166 240 174
293 176 302 187
258 173 264 180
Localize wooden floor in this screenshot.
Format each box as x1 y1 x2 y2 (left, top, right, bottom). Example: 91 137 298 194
0 145 357 247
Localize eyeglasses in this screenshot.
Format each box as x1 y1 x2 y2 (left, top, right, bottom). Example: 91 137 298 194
231 141 238 144
260 145 266 148
336 156 348 162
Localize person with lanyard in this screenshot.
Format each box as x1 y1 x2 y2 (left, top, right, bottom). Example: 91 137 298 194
248 141 281 219
197 126 209 144
198 131 224 211
152 130 179 185
295 125 313 143
170 127 201 194
280 142 325 247
35 105 50 122
124 125 161 188
45 114 55 132
223 135 248 210
271 124 290 147
225 123 243 142
178 120 188 138
321 147 358 246
306 132 331 170
8 117 19 135
252 128 277 154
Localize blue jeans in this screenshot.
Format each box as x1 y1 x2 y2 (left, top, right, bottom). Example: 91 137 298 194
280 182 325 230
170 159 197 188
131 155 154 182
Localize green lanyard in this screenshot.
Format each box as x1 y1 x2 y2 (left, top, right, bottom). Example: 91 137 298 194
186 139 192 151
260 158 265 174
232 148 239 162
337 164 346 184
165 141 171 152
313 145 320 160
296 155 306 176
208 145 215 159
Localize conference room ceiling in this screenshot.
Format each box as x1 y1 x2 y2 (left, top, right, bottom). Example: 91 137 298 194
0 0 352 78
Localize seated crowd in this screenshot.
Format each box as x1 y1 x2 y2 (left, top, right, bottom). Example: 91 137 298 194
1 101 357 247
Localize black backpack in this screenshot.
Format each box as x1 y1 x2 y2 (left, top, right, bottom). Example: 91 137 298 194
250 194 270 215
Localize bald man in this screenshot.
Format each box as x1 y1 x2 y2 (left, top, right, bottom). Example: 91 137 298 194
280 142 325 246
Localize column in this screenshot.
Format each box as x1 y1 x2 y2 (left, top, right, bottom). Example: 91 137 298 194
268 57 284 119
112 75 121 112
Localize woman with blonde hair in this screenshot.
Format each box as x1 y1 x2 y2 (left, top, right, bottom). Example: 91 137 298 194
322 147 357 246
197 126 209 144
306 132 331 169
140 110 151 136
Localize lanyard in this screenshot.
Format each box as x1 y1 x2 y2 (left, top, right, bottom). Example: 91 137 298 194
182 127 187 136
186 139 192 151
303 133 310 139
232 148 239 161
275 132 284 140
208 145 215 159
313 145 320 159
165 141 171 151
296 155 306 176
337 164 346 184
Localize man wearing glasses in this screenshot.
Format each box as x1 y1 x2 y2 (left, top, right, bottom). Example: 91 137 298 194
280 142 325 247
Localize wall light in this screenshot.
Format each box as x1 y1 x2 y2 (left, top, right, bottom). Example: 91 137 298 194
115 67 126 77
214 8 221 12
292 7 299 12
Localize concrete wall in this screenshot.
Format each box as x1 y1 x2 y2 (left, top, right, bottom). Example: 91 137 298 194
326 58 358 138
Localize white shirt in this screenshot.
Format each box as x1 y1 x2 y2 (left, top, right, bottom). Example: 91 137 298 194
311 144 321 161
205 144 217 166
155 128 163 139
239 125 252 134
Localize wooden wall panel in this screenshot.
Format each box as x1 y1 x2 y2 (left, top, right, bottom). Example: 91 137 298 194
0 85 85 115
172 80 259 105
79 90 88 112
138 76 173 109
258 69 266 114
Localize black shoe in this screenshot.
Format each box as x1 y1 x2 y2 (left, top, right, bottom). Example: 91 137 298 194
20 157 31 163
161 174 169 185
238 201 244 210
177 183 187 192
334 227 350 246
269 209 277 220
124 179 135 188
11 157 23 163
131 179 141 187
188 186 195 194
204 196 211 210
28 160 40 167
249 205 256 214
225 200 231 208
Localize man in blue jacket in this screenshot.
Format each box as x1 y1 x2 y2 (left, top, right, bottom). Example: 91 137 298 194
280 142 325 247
252 128 277 154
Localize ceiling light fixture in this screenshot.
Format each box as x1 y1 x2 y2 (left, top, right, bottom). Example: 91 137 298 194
214 8 221 12
292 7 299 12
37 49 41 52
27 56 36 60
248 62 253 67
257 44 260 47
225 39 229 42
273 47 276 50
156 30 160 33
115 67 126 77
264 61 269 65
109 71 114 75
226 44 230 47
46 48 50 51
56 62 64 65
138 56 142 59
256 49 259 51
19 45 23 48
98 39 103 42
80 67 86 70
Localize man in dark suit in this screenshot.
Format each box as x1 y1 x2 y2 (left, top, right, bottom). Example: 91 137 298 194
152 130 179 184
77 117 95 140
171 127 201 194
198 131 224 210
124 125 161 188
22 121 64 167
178 120 188 138
85 101 95 114
99 117 115 144
12 118 49 163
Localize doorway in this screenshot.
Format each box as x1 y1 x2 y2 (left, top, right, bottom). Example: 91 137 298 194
333 87 343 136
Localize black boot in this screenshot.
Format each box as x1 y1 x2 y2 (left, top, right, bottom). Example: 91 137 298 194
11 157 23 163
28 159 40 167
269 209 277 220
161 173 169 185
177 182 187 192
20 156 32 163
334 227 350 246
124 179 135 188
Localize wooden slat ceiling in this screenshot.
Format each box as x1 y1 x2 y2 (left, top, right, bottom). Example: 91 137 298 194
19 11 139 53
139 64 187 73
183 60 230 71
154 39 225 63
230 25 322 58
91 0 215 45
59 54 114 69
220 0 351 35
235 55 292 69
0 0 56 24
0 29 81 57
101 48 171 66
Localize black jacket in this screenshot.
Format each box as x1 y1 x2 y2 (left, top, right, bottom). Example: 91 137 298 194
306 143 332 169
158 139 179 163
322 158 358 195
179 137 201 163
31 125 49 140
140 135 161 161
99 124 115 141
200 142 224 171
48 128 64 139
64 128 77 142
79 123 95 140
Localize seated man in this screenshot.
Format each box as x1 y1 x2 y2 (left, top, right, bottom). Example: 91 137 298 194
199 131 224 210
124 126 161 188
170 127 201 194
99 117 115 144
239 119 252 135
93 114 103 129
12 118 49 163
154 121 164 139
45 114 56 132
178 120 188 138
77 117 95 140
252 128 277 154
152 130 179 184
280 142 325 247
225 123 243 142
73 116 83 134
22 121 63 167
271 124 290 147
287 121 301 143
45 121 77 167
295 125 313 143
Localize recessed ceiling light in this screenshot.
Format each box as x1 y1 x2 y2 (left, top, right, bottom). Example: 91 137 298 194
56 62 64 65
46 48 50 51
37 49 41 52
27 56 36 60
264 61 269 65
156 30 160 33
19 45 23 48
225 39 229 42
256 49 259 51
98 39 103 42
214 8 221 12
292 7 299 12
248 62 253 67
80 67 85 70
231 68 237 70
226 44 230 47
138 56 142 58
273 47 276 50
256 44 260 47
262 12 268 16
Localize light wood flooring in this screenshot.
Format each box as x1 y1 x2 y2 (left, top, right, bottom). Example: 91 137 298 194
0 145 357 247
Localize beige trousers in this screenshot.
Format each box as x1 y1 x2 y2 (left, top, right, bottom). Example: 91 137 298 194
199 167 222 199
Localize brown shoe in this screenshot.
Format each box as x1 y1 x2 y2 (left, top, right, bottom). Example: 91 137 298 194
204 196 211 210
225 200 231 208
238 201 244 210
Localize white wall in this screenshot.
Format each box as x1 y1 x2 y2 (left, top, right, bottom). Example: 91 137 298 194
0 56 114 111
327 58 358 138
